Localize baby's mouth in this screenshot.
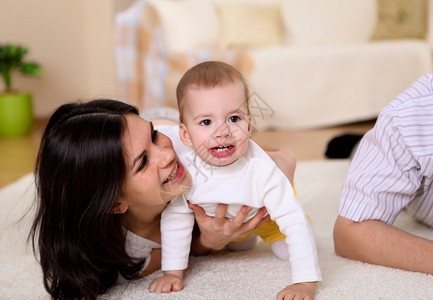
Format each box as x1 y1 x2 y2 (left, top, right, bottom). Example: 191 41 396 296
209 144 235 158
213 145 233 152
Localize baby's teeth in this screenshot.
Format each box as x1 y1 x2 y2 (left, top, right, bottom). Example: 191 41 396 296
216 145 230 152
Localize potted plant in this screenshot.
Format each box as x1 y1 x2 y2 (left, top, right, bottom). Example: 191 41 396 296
0 43 43 137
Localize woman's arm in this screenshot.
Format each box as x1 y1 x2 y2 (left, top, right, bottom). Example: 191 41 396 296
334 215 433 274
190 147 296 255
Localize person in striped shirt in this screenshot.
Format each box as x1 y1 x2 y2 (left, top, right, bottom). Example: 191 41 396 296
334 74 433 275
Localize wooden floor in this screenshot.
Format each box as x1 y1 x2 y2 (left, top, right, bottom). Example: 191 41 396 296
0 118 375 189
0 119 48 188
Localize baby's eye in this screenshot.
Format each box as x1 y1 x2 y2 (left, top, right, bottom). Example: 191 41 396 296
228 116 240 122
200 119 212 126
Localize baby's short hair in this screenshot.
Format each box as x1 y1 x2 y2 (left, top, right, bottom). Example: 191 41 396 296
176 61 250 122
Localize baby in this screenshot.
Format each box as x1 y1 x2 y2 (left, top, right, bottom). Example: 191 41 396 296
150 61 321 298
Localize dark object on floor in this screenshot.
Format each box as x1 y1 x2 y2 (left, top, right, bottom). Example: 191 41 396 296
325 133 364 158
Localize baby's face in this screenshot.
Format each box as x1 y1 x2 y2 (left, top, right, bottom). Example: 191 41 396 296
180 81 251 167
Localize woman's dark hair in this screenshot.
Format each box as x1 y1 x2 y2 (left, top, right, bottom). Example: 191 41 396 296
30 99 143 299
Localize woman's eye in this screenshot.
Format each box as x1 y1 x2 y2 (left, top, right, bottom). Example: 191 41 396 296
137 156 148 172
152 129 158 142
229 116 240 122
136 124 156 173
200 119 211 126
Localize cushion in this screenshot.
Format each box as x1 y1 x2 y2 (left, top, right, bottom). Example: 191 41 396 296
217 3 284 49
281 0 377 45
149 0 219 53
371 0 428 40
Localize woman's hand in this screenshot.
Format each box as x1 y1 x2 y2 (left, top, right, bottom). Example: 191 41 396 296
190 203 270 255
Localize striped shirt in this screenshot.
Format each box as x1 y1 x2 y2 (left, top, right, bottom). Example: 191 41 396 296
339 74 433 228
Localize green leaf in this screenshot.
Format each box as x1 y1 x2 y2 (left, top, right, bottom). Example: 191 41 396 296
0 43 43 91
20 62 43 77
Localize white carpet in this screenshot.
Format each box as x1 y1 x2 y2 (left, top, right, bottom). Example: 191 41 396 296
1 160 432 299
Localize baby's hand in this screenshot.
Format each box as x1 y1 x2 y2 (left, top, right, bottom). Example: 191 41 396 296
276 282 316 300
148 271 184 293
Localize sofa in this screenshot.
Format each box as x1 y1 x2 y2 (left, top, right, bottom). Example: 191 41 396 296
115 0 433 130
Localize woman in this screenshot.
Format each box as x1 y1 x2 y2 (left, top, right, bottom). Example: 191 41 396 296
30 99 295 299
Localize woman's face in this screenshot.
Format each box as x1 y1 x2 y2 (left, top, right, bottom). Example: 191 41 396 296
120 114 191 215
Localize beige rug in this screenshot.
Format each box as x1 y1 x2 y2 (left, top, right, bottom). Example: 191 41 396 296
1 160 432 299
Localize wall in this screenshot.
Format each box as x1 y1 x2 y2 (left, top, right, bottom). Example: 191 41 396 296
0 0 124 118
114 0 137 14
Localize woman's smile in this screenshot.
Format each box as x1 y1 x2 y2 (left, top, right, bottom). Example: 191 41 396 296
163 161 186 185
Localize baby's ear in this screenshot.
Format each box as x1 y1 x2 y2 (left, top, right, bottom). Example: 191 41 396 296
247 115 252 137
179 123 193 147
